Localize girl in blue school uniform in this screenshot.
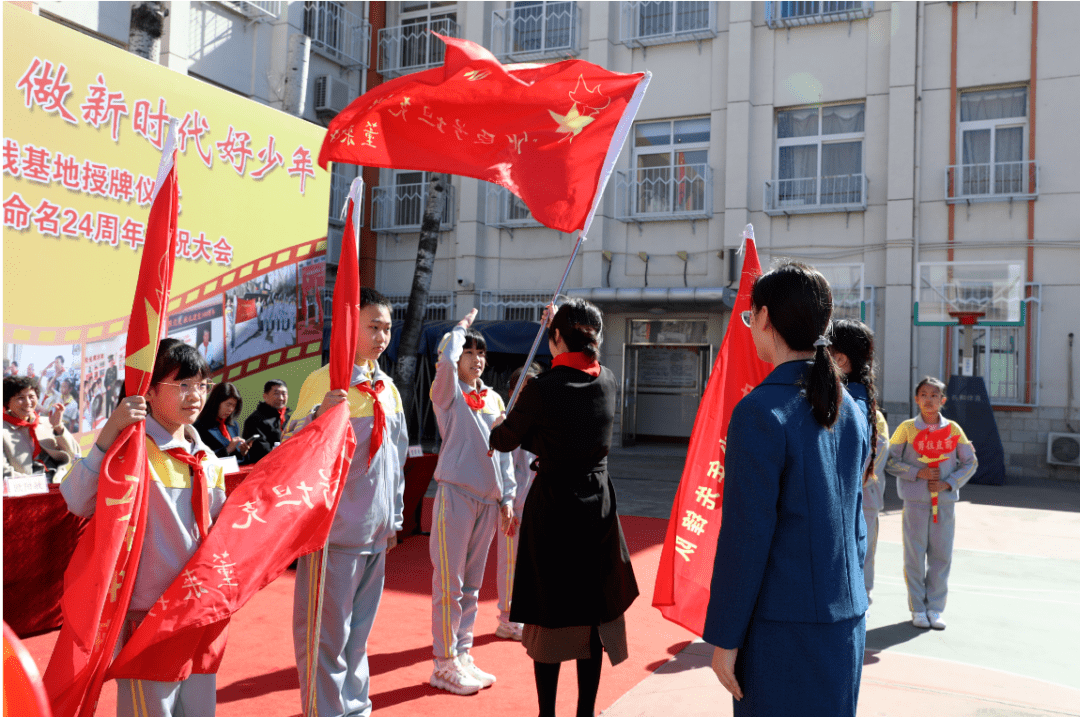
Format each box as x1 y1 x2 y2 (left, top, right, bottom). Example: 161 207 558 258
703 262 870 717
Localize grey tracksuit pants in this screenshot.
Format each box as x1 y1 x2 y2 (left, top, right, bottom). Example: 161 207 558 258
115 614 216 717
863 506 880 595
902 499 956 614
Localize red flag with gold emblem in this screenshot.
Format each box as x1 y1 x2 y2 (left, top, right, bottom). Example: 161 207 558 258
105 182 364 682
43 123 180 717
319 35 649 235
652 230 772 636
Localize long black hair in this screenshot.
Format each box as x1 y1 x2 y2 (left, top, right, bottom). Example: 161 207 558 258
196 381 244 429
752 261 842 427
548 299 603 360
830 319 879 467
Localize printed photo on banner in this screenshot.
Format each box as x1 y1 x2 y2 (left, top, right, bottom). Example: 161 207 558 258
167 295 225 371
81 335 125 433
297 256 327 344
3 342 82 434
225 264 298 365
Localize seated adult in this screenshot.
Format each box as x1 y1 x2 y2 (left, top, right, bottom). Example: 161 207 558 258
242 379 291 464
195 382 251 463
3 375 81 480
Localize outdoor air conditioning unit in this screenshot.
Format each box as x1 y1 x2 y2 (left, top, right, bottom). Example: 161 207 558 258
313 74 351 117
1046 432 1080 467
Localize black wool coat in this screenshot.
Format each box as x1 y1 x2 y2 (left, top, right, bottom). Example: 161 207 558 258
242 401 291 464
489 364 638 628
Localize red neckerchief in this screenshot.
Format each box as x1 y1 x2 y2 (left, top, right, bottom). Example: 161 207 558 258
277 407 287 429
462 386 488 411
218 419 232 442
353 379 386 466
552 352 601 377
163 446 212 539
3 411 42 461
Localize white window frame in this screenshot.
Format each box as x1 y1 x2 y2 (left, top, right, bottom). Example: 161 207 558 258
618 117 712 222
765 1 873 29
371 170 455 233
765 102 867 216
302 1 370 67
620 1 716 49
492 1 581 62
379 2 459 77
949 86 1035 202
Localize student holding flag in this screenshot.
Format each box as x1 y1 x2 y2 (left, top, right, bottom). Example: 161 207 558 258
288 286 409 717
702 262 870 716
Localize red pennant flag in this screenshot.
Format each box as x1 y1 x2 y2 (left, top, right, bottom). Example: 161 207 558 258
652 236 772 636
319 35 649 235
44 126 180 717
105 185 364 682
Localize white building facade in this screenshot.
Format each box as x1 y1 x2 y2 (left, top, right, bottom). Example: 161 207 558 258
28 1 1080 479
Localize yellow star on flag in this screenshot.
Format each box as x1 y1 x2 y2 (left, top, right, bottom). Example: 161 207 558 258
549 104 594 138
125 298 161 377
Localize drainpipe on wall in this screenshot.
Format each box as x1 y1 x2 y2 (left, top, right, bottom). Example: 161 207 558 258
283 33 310 116
911 1 926 402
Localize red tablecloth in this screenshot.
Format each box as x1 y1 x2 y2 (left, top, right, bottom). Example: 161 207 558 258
3 487 88 638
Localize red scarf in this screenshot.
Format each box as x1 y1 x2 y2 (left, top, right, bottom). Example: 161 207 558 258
552 352 601 377
163 446 212 539
277 407 287 429
3 411 43 463
218 419 232 441
353 380 385 466
462 387 488 411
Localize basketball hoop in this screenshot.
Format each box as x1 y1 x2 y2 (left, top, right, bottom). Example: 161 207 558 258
947 310 986 326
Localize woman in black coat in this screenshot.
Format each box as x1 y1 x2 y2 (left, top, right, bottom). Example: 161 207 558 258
489 299 638 717
194 382 251 462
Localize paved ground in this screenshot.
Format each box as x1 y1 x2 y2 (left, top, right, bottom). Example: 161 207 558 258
603 444 1080 717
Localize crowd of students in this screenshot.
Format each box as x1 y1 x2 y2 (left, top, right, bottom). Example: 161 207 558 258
11 271 980 717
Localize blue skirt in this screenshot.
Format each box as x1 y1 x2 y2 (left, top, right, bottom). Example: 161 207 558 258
733 613 865 717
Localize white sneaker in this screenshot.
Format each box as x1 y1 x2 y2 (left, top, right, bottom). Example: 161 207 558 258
457 651 496 688
912 611 931 629
495 621 523 641
927 611 946 630
430 657 483 695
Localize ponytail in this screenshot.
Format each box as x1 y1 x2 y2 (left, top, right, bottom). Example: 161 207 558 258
808 335 843 428
829 319 879 462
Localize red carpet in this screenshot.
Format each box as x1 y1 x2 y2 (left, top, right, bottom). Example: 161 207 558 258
22 502 691 716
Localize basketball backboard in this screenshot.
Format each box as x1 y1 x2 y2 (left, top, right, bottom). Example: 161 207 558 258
817 263 866 323
914 261 1025 326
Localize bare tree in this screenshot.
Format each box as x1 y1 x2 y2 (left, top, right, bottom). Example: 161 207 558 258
128 2 167 62
394 174 447 419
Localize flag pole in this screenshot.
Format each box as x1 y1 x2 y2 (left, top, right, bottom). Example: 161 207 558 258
305 177 365 717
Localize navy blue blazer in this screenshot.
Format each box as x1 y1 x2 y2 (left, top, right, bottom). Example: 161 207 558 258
195 419 243 461
703 360 870 650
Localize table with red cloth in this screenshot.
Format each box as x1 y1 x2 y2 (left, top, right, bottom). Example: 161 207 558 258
3 486 88 639
2 455 437 639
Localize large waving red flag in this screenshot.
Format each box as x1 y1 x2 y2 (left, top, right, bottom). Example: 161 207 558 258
652 229 772 635
105 181 364 682
44 121 180 717
318 35 649 235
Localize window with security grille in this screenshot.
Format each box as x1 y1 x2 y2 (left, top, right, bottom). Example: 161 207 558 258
631 117 710 216
774 102 864 208
957 87 1029 197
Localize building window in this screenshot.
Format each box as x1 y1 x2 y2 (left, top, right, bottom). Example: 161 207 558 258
948 87 1036 202
616 117 712 221
492 1 580 61
765 1 874 29
302 1 369 67
953 323 1032 405
328 163 357 226
764 102 866 215
386 292 454 321
379 2 459 77
371 171 455 233
621 1 715 47
479 291 550 321
486 185 541 229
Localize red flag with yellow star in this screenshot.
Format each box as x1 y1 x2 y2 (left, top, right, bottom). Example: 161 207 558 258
652 230 772 636
319 35 649 235
44 123 180 717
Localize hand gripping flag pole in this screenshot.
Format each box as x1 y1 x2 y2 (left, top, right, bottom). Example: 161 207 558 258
305 176 366 717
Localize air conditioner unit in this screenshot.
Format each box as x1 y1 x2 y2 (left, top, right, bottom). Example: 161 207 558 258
313 75 351 116
1046 432 1080 467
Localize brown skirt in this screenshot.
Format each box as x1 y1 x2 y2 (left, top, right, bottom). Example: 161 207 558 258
521 614 628 666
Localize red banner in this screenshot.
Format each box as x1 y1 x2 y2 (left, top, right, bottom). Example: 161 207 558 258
318 35 648 235
44 140 179 717
652 238 772 635
234 297 257 324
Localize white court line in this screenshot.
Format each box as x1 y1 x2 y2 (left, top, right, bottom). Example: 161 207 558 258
863 647 1080 696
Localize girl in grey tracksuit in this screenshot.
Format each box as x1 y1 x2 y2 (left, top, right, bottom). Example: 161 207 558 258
429 319 515 692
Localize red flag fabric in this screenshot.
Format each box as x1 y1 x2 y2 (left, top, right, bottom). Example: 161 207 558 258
318 35 649 235
235 298 257 324
44 134 179 717
105 191 364 682
652 238 772 636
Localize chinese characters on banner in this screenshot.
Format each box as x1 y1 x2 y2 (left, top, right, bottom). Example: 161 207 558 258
652 238 772 636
